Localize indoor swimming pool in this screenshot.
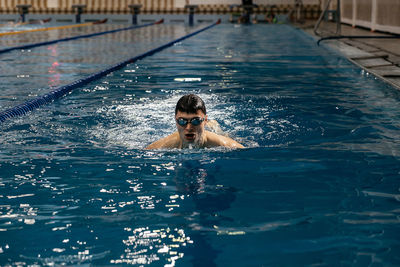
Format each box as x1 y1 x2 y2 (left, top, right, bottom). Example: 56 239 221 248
1 22 400 266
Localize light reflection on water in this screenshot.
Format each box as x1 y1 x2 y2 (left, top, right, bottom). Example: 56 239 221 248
0 23 400 266
113 226 189 265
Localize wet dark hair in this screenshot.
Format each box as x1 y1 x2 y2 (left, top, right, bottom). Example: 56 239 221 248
175 94 206 115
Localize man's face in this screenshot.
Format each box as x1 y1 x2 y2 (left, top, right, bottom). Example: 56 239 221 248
175 110 207 148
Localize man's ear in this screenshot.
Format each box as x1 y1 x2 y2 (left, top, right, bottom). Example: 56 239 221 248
205 115 208 122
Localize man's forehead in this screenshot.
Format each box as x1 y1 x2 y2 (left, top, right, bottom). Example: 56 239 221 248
175 110 205 117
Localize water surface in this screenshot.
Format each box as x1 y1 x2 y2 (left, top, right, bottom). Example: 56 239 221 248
1 23 400 266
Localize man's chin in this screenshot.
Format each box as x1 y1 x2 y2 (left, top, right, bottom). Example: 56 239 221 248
182 139 201 149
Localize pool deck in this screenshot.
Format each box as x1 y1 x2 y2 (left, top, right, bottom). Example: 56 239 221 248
299 21 400 90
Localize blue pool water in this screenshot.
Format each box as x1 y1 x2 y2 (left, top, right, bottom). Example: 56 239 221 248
1 23 400 266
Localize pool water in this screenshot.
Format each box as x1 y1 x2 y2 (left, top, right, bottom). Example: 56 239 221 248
1 23 400 266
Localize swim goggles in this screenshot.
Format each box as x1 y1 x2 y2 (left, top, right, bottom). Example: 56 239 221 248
176 117 204 127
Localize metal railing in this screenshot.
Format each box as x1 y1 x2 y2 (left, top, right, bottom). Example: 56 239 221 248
314 0 400 45
314 0 341 36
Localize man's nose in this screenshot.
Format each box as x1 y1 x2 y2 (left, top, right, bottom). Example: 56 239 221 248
185 123 193 130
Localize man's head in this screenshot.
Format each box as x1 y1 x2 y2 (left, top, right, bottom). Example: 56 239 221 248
175 94 208 148
175 94 206 115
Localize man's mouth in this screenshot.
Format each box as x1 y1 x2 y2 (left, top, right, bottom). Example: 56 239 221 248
185 133 195 141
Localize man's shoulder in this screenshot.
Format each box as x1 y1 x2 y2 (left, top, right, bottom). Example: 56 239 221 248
205 131 244 148
146 132 180 149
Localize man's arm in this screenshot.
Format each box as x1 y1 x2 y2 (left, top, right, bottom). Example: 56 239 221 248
145 132 180 149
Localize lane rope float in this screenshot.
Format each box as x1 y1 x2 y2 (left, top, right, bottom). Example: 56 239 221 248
0 19 164 55
0 20 221 124
0 18 107 37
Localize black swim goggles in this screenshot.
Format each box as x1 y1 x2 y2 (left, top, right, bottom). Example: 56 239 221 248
176 117 205 127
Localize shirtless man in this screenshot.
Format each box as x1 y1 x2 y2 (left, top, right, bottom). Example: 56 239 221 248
146 94 244 149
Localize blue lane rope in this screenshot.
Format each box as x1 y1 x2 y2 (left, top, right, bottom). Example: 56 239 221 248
0 20 221 124
0 19 163 55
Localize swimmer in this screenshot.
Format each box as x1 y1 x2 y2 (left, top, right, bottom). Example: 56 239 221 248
146 94 244 149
